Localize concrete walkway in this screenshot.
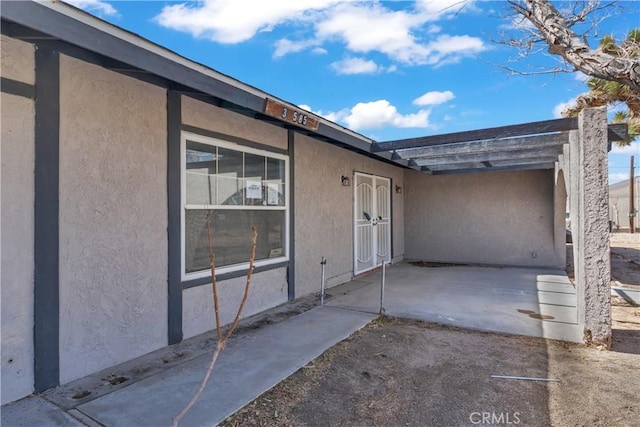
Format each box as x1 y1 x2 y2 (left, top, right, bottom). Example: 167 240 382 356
1 262 582 426
1 306 374 427
327 263 582 343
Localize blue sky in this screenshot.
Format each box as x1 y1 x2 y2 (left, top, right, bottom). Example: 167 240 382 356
68 0 639 183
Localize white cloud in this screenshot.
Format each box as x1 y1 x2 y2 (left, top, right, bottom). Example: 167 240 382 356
331 57 380 74
299 100 431 130
414 0 474 18
155 0 486 67
344 100 430 130
413 90 455 106
298 104 349 123
427 34 484 55
311 47 328 55
553 97 576 118
611 141 640 155
273 38 319 58
155 0 341 43
314 2 486 65
609 172 630 184
65 0 117 16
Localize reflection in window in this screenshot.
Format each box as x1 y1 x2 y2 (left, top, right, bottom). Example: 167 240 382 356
183 134 288 277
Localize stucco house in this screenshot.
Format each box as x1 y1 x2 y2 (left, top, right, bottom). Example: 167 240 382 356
1 1 614 405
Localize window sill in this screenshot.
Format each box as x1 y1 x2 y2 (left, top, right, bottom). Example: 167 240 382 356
181 259 289 289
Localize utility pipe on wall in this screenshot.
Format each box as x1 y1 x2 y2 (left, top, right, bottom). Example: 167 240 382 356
320 256 327 306
379 261 386 315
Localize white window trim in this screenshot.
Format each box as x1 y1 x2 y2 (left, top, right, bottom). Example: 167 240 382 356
181 131 290 282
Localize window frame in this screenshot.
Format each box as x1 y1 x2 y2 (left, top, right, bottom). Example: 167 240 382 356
180 131 289 281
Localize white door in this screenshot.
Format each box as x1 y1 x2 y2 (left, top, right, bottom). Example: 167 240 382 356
354 173 391 275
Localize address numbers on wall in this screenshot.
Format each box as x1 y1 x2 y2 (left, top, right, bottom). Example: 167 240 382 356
263 98 320 131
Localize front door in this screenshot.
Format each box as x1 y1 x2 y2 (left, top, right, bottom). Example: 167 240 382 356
354 173 391 275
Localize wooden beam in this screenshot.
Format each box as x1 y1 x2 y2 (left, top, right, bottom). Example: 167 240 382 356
430 162 555 175
371 118 577 152
414 146 562 166
608 123 628 142
487 157 560 167
374 121 626 153
427 162 486 171
425 156 558 171
396 133 567 159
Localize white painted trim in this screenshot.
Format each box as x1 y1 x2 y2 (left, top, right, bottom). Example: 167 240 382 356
184 257 289 281
180 131 290 282
185 205 286 211
353 172 391 275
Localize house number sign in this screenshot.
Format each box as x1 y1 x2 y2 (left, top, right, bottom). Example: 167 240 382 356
264 98 320 131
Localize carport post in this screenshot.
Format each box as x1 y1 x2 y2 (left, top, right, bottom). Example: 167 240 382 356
570 107 611 348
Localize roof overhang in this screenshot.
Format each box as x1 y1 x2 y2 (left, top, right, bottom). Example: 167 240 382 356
0 1 629 176
374 119 627 175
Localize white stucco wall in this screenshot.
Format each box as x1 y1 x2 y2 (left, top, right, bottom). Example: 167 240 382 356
1 92 36 404
293 133 405 298
1 35 35 84
404 169 560 267
182 268 288 339
58 55 168 383
182 96 288 151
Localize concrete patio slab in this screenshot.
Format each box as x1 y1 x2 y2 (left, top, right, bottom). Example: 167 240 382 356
326 263 582 343
612 287 640 305
75 306 374 427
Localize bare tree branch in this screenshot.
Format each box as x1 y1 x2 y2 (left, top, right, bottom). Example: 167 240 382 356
172 225 258 427
512 0 640 92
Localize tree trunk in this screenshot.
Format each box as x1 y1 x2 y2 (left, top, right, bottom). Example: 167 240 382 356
514 0 640 92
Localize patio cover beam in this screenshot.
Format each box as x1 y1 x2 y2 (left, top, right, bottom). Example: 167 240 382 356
422 156 559 171
371 118 577 152
395 133 567 160
373 120 627 153
430 162 555 175
413 146 562 166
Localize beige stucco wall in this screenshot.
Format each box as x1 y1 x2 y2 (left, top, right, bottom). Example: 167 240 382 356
609 177 640 229
182 96 287 151
293 133 404 297
554 167 568 267
58 55 168 383
1 92 36 404
404 169 560 267
1 35 35 84
182 268 288 339
180 95 290 340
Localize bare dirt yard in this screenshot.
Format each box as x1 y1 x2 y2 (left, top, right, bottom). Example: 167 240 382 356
223 235 639 427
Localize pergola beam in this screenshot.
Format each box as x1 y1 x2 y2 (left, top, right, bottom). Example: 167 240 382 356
373 120 627 153
431 162 555 175
413 147 562 166
424 156 559 172
395 133 567 160
372 118 577 152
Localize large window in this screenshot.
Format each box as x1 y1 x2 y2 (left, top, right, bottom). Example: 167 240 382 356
181 132 288 279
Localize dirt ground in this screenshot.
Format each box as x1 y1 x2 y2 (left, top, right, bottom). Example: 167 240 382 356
223 235 639 427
